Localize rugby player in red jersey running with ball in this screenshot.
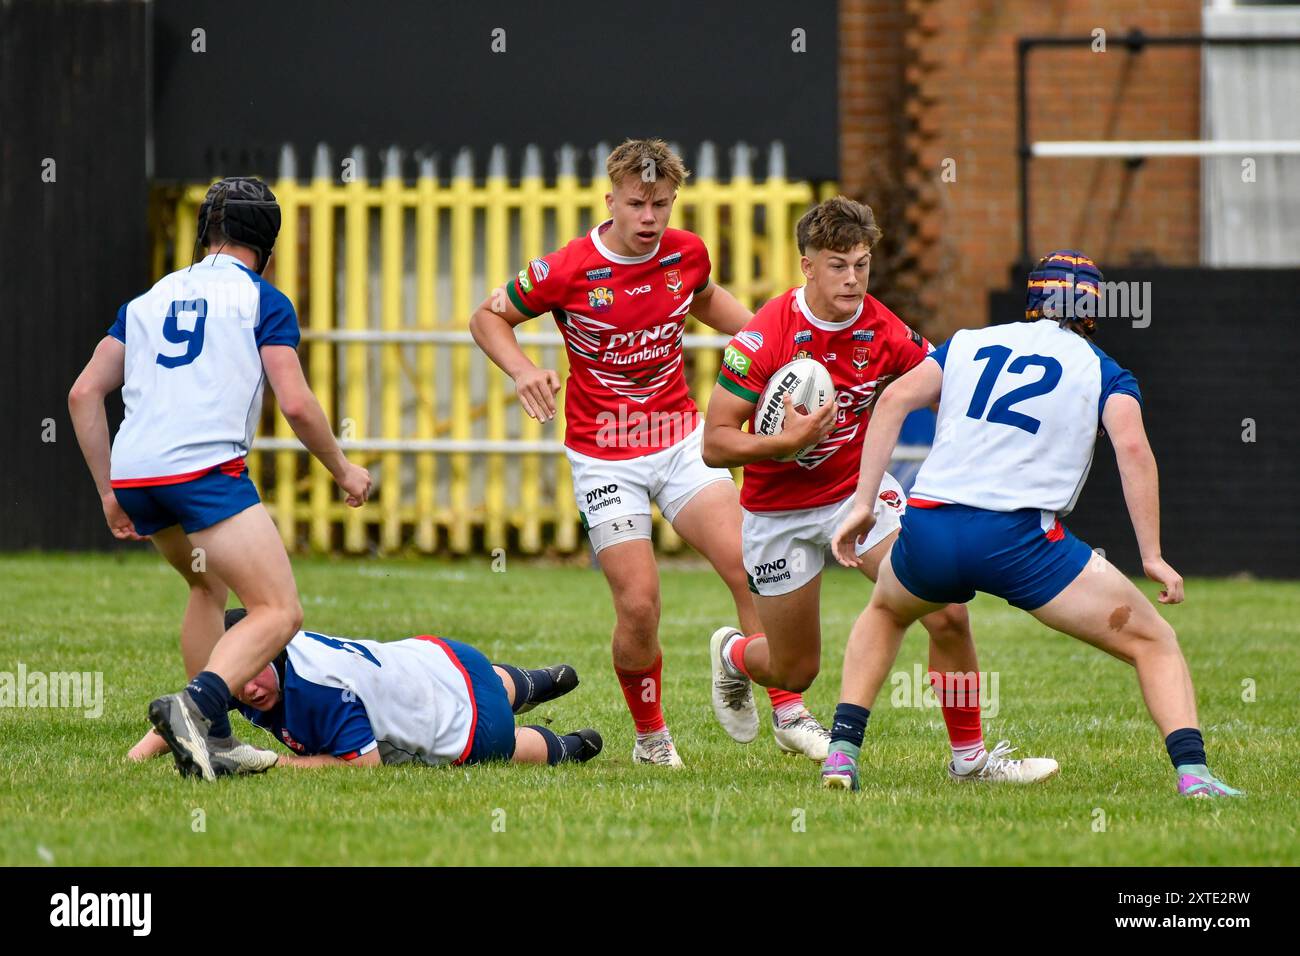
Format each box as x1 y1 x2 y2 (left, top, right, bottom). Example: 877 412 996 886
471 139 825 766
702 197 1057 782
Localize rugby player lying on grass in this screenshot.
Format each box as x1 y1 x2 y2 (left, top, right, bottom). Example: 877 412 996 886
130 610 602 768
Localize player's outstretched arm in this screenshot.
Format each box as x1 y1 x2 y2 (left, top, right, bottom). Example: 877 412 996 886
68 336 143 541
261 345 371 507
127 727 170 761
701 385 834 468
1102 393 1183 604
276 750 381 768
690 282 752 336
831 359 942 567
469 287 560 422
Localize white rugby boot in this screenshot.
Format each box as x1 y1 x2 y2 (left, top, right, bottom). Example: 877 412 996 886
209 736 280 775
948 739 1059 783
709 626 759 743
632 728 684 768
148 692 279 780
772 708 831 761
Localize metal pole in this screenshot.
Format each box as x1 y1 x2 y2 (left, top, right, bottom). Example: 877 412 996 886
1017 37 1031 269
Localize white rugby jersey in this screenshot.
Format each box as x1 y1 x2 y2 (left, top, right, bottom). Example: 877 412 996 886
909 319 1140 515
279 631 479 766
107 253 300 483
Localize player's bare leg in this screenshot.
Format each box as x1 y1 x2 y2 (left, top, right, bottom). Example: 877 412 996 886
855 531 1056 782
669 480 763 635
673 479 825 751
127 727 172 761
138 523 285 775
708 576 831 758
748 578 824 691
822 552 940 789
672 484 760 743
128 525 231 761
150 524 228 677
188 504 303 688
1029 556 1238 796
595 537 681 767
712 580 821 728
1032 557 1195 730
597 538 662 671
858 530 979 688
511 729 549 764
147 504 300 780
839 559 936 706
844 535 1059 784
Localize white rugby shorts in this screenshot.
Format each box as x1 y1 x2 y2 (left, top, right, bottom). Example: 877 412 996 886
741 472 907 596
567 423 734 551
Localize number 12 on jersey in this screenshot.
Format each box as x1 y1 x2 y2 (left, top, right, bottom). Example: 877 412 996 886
964 345 1062 435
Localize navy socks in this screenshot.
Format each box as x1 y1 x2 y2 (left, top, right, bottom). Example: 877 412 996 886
1165 727 1207 769
527 725 593 765
498 663 569 714
186 671 232 738
830 703 871 748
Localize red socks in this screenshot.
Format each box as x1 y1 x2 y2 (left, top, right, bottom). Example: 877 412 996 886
767 687 802 708
728 633 756 677
928 669 983 748
728 632 805 714
615 654 667 734
616 634 810 736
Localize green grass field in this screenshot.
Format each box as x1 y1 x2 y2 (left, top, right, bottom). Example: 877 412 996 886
2 551 1296 866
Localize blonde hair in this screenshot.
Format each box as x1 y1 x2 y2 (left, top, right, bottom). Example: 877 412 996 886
606 138 689 192
796 196 883 255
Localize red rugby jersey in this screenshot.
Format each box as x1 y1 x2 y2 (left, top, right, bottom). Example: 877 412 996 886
717 286 930 512
507 222 711 459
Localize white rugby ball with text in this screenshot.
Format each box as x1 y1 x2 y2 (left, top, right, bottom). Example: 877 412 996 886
755 358 836 461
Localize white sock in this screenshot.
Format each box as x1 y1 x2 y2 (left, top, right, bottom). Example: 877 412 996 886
719 633 747 679
950 740 987 775
773 700 807 725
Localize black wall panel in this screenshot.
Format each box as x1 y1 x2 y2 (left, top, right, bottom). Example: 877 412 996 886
989 268 1300 578
150 0 840 181
0 0 150 550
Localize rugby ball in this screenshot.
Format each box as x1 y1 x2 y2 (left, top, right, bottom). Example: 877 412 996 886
755 358 836 461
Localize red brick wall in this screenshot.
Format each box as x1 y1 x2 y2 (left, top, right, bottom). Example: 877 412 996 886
840 0 1202 337
839 0 920 321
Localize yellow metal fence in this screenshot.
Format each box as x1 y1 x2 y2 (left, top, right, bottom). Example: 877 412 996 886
153 141 832 554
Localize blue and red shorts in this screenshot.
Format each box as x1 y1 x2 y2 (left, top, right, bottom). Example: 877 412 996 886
889 500 1093 611
112 458 260 536
423 637 517 764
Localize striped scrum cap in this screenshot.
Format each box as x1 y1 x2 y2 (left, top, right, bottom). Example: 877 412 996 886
1025 249 1103 331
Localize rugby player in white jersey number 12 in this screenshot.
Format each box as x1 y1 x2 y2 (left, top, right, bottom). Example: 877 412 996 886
824 251 1242 798
68 177 372 782
470 139 823 766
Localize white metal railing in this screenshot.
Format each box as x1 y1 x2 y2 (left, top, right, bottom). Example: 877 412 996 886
299 329 733 348
250 434 934 461
1031 139 1300 158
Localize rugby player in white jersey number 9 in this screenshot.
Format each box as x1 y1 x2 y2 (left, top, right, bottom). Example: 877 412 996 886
69 177 372 782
